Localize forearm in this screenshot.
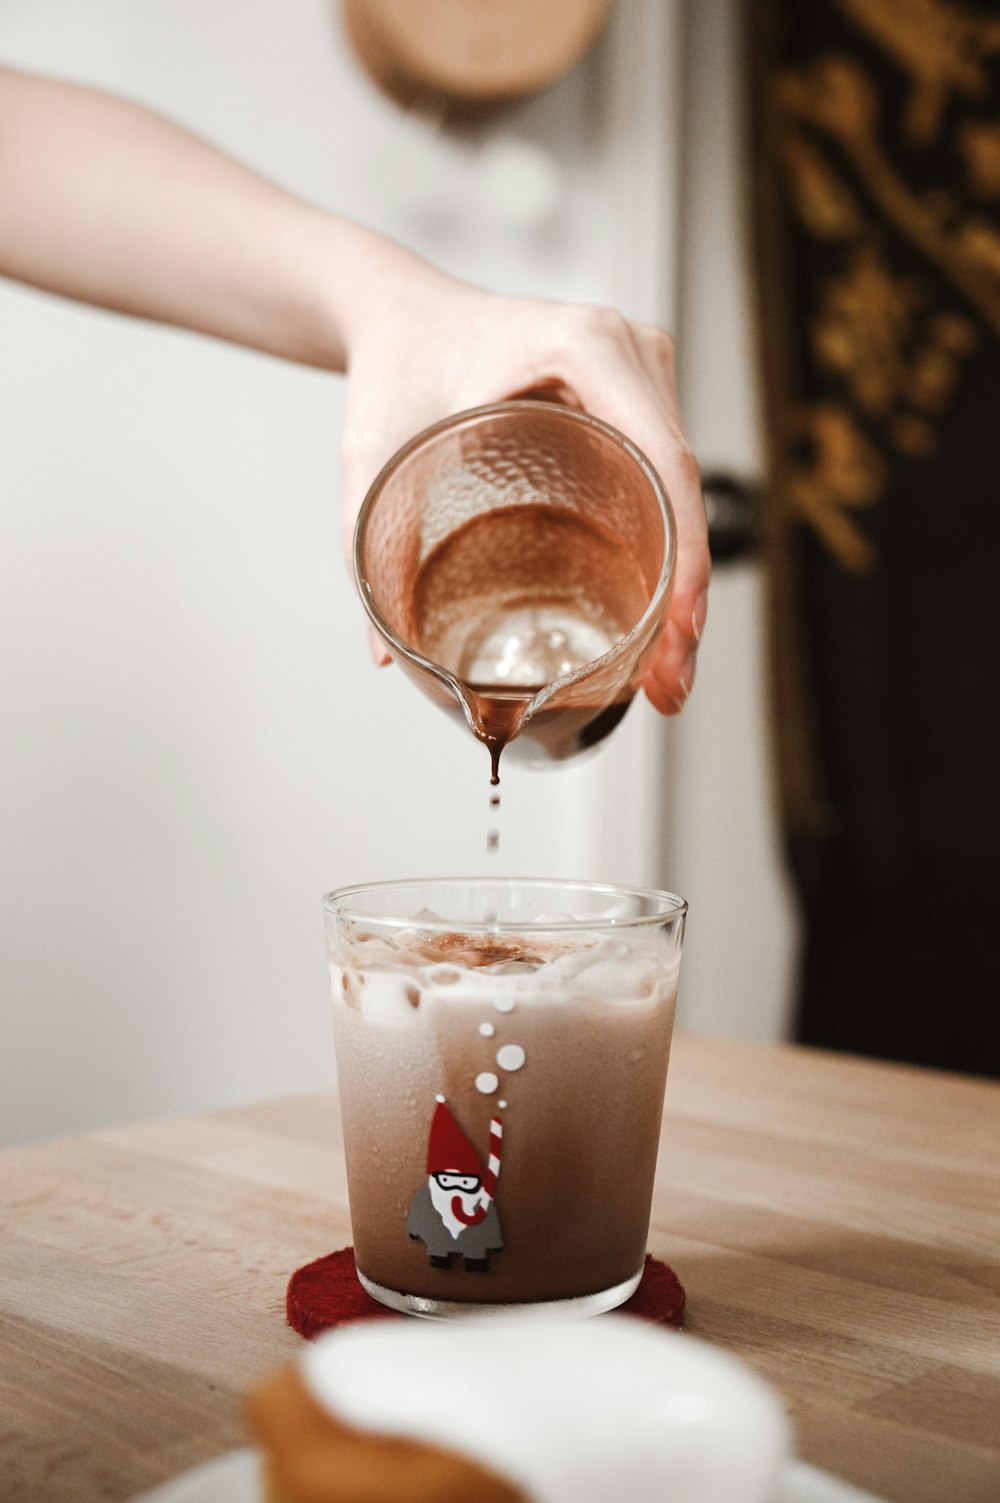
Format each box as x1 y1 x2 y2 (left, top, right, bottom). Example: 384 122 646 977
0 64 432 371
0 67 710 711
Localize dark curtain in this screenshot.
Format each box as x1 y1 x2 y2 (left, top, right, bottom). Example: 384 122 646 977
749 0 1000 1077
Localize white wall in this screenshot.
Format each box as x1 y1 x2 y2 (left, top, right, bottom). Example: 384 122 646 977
0 0 655 1145
661 0 800 1043
0 0 797 1145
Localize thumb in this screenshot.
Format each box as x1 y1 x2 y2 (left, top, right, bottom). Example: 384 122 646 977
368 624 391 668
340 445 375 576
341 443 394 668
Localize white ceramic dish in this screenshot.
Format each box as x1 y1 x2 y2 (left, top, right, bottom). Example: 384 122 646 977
133 1450 260 1503
132 1449 888 1503
132 1316 888 1503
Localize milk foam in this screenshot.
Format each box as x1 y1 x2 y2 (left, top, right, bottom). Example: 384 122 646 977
331 929 679 1032
300 1316 789 1503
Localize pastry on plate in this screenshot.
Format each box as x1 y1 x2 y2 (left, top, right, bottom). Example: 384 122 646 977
246 1315 789 1503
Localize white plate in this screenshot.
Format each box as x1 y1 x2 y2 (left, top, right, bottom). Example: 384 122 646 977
132 1450 260 1503
132 1450 887 1503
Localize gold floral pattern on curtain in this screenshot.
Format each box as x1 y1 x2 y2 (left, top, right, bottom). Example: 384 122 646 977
763 0 1000 573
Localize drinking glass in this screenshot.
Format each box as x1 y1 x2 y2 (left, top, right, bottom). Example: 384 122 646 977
323 876 686 1318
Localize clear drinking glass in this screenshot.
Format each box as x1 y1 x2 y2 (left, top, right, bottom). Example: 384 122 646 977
353 401 675 777
323 877 686 1318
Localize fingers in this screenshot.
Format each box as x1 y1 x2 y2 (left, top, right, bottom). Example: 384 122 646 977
342 437 395 667
340 414 400 670
502 377 584 410
638 428 710 717
339 441 372 573
369 624 391 668
340 293 711 712
339 412 413 570
643 612 703 715
545 312 711 715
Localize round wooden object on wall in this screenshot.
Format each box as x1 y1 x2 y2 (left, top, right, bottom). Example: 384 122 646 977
341 0 613 111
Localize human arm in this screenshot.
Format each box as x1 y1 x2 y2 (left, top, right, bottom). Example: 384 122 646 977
0 64 708 712
0 62 389 370
340 284 710 712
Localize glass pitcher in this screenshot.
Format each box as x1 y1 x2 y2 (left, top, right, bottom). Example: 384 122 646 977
353 401 675 778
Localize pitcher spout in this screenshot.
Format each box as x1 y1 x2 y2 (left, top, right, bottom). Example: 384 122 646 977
460 684 536 785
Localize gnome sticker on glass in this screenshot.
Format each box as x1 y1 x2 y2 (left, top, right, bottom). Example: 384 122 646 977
407 1096 503 1271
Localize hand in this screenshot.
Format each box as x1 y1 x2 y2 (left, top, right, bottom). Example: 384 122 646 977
340 266 710 714
0 67 707 711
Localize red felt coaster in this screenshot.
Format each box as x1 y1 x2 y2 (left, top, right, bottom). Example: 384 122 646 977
287 1248 685 1338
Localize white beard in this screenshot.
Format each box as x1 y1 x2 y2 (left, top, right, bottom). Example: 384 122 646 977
428 1177 485 1240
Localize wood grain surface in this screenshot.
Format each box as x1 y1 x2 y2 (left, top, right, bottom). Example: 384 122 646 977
1 1033 997 1503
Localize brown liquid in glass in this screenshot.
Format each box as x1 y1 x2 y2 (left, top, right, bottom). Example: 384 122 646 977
410 504 650 782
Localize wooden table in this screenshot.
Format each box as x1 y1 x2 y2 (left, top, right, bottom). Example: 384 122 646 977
1 1034 998 1503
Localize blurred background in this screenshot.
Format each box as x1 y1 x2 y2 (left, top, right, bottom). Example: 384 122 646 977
19 0 997 1144
5 0 992 1136
2 0 794 1144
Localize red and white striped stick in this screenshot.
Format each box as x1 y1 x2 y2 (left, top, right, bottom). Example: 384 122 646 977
480 1117 503 1207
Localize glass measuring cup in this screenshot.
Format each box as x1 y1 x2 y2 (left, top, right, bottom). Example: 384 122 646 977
353 401 675 777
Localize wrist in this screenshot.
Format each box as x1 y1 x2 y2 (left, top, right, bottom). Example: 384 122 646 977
303 214 448 374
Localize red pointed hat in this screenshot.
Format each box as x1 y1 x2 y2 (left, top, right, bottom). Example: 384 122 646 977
426 1100 483 1177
